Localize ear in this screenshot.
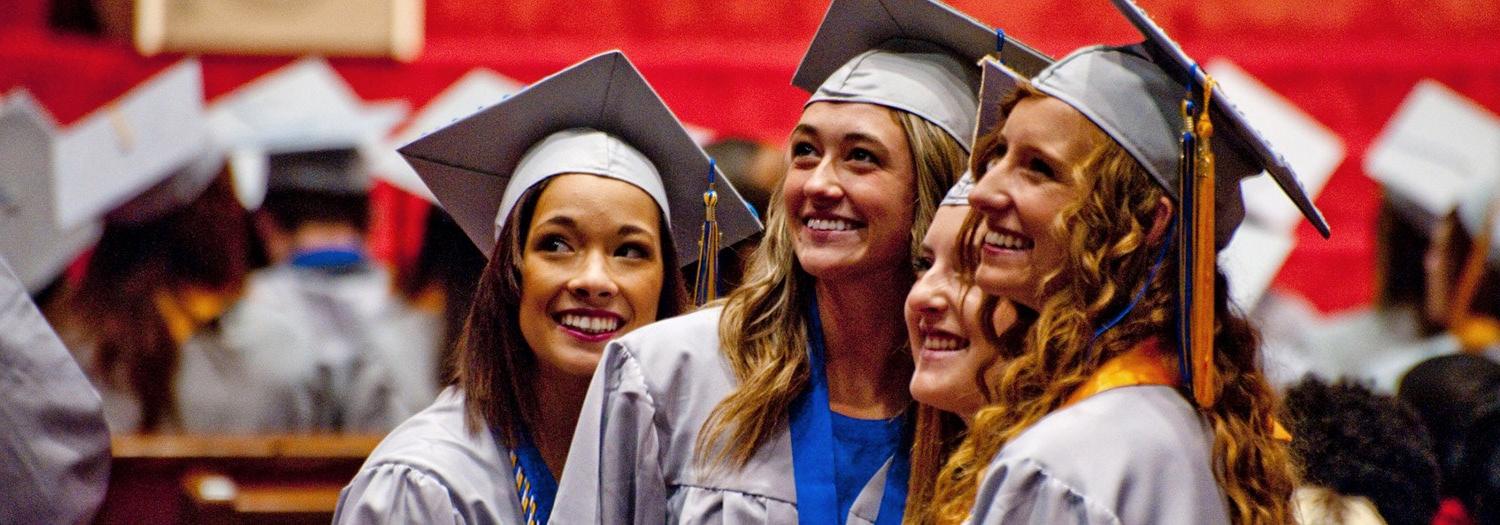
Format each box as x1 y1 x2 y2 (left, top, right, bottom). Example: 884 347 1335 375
1146 196 1175 246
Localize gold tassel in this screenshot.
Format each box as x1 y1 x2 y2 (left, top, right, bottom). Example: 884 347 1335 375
1190 76 1219 408
1450 195 1500 353
693 161 722 306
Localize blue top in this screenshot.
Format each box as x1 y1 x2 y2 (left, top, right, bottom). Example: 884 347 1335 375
832 412 906 524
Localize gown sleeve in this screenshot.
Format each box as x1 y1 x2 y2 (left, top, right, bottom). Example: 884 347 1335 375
0 259 111 525
334 463 467 525
967 457 1123 525
552 339 668 524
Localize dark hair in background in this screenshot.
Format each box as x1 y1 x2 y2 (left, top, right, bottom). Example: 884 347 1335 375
1460 398 1500 524
396 207 487 381
1282 377 1441 525
260 189 371 234
1375 196 1430 317
1400 355 1500 509
1440 209 1500 321
452 178 689 443
65 172 255 431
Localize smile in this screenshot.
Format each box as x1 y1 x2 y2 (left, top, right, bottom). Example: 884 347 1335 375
919 330 970 352
805 217 863 231
983 229 1033 251
553 310 625 340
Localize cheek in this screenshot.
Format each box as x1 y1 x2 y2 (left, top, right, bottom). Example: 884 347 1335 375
620 263 665 324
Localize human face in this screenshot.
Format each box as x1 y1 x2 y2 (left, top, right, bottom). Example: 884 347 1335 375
518 174 665 378
906 206 1016 421
967 96 1097 308
784 102 917 280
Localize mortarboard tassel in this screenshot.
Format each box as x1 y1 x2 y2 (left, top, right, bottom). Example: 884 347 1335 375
1449 195 1500 353
693 159 722 306
1175 94 1198 402
1189 73 1219 408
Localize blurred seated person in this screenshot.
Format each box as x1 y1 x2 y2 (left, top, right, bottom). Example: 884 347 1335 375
1259 83 1499 391
1282 377 1441 525
237 147 440 432
1400 354 1500 524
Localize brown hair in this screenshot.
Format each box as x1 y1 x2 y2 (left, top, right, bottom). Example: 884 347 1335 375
454 178 689 443
927 83 1297 524
694 107 965 470
66 172 253 431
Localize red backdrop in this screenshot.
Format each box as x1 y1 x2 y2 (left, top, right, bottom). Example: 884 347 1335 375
4 0 1499 313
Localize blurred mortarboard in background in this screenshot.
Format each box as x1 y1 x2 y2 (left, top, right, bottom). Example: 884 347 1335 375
0 91 102 293
792 0 1049 152
398 50 762 266
1365 80 1500 235
371 68 523 203
208 57 407 208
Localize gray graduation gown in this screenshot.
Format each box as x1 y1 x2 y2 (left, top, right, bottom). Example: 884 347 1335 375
0 257 110 525
334 387 525 525
553 307 899 524
1256 295 1460 392
967 386 1229 525
229 263 440 432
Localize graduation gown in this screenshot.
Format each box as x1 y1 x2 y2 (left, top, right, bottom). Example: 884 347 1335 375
0 257 111 525
967 386 1229 524
1256 295 1460 392
334 386 526 525
229 263 441 432
553 307 901 524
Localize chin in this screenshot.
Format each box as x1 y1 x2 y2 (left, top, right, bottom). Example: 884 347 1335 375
975 265 1027 302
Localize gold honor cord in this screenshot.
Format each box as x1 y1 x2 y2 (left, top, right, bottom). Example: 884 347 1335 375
1449 193 1500 353
510 450 540 525
693 160 722 306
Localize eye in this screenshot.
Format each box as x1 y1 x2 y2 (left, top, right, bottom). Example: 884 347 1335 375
846 147 880 166
535 234 573 254
1027 157 1056 179
615 242 653 260
791 141 818 159
912 254 934 274
983 142 1009 172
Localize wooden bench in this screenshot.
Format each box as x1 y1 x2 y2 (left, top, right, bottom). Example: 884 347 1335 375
97 434 382 525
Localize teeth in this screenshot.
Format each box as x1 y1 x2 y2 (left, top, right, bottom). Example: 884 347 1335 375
560 314 621 334
807 218 855 231
984 230 1032 250
922 335 969 351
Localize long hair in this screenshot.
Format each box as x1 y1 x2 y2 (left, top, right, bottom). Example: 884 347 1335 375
455 178 689 443
928 84 1297 524
694 107 965 469
66 172 252 432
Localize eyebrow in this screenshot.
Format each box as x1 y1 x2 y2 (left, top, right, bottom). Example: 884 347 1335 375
617 223 655 238
537 215 578 229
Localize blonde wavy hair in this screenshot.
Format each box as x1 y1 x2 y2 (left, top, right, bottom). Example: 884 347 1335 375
921 84 1297 524
694 106 965 469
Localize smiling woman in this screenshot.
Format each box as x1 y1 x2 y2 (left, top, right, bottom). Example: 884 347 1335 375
332 51 761 525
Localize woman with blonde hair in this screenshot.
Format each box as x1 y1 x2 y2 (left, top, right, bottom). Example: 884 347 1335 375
925 1 1332 522
554 0 1048 522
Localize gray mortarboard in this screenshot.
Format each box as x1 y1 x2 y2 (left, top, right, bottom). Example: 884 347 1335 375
209 57 407 209
940 172 976 207
980 0 1330 246
371 68 523 203
1365 80 1500 235
0 92 102 293
399 51 761 266
792 0 1050 152
52 59 221 230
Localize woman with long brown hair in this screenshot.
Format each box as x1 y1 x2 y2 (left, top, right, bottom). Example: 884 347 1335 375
924 1 1332 522
552 1 1048 522
334 51 759 524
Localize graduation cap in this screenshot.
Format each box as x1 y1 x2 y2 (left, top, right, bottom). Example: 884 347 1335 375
0 91 102 293
370 68 524 203
978 0 1332 407
398 50 762 280
1448 173 1500 352
209 58 407 209
940 172 976 207
792 0 1050 152
52 59 222 231
1365 80 1500 235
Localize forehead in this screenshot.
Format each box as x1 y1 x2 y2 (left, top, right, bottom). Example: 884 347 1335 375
531 173 662 233
923 206 968 250
1000 96 1097 158
795 101 905 143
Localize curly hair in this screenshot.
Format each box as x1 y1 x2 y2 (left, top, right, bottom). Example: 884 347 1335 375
1281 377 1441 525
695 107 964 470
924 83 1297 524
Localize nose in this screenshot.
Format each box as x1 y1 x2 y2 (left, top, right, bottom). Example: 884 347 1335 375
568 251 619 301
802 158 844 204
910 271 953 318
968 163 1013 219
